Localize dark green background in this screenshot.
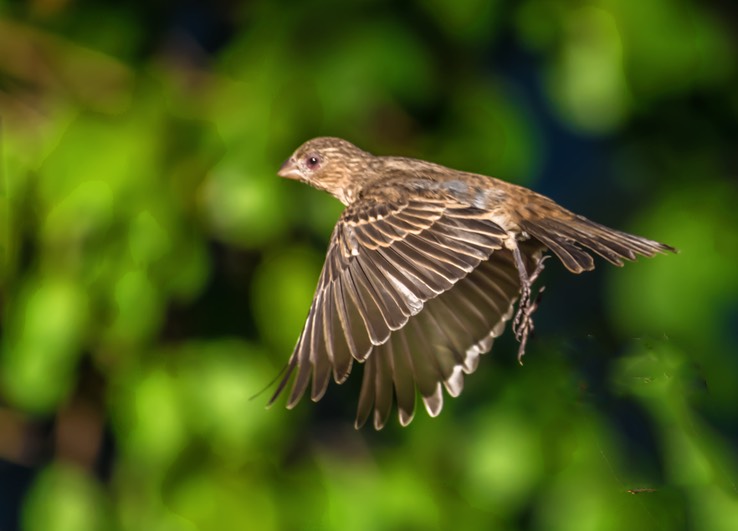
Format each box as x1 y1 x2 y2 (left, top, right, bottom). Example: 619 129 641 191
1 0 737 529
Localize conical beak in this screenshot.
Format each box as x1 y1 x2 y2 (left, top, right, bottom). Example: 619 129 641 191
277 158 302 180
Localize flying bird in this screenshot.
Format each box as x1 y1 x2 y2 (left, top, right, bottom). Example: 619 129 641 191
269 137 675 429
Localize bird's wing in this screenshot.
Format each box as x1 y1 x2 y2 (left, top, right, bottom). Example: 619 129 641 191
355 249 537 429
268 196 513 415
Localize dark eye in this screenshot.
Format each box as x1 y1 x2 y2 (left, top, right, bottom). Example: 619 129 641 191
305 154 321 169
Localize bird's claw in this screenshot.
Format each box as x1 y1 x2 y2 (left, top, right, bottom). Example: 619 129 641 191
513 286 544 364
511 253 548 364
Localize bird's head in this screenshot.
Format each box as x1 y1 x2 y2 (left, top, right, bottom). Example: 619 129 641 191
278 137 372 205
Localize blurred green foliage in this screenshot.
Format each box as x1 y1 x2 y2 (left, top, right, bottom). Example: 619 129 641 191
1 1 737 530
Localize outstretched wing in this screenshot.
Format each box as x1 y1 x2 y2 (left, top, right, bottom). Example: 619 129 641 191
268 195 513 422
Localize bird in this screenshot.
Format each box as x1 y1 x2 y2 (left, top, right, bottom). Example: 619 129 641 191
269 136 675 430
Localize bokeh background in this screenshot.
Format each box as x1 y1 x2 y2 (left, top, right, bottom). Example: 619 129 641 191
1 0 737 529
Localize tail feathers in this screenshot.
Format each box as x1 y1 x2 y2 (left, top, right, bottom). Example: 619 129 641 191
521 216 676 274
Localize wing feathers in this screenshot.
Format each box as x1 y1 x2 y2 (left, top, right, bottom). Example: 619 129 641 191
392 331 416 427
521 216 675 274
335 276 373 360
310 296 331 401
276 201 675 427
354 249 524 428
326 284 353 382
273 199 524 426
287 330 312 407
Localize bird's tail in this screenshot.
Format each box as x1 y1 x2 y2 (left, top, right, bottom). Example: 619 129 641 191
519 215 676 273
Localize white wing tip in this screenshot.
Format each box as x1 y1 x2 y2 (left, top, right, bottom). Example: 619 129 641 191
422 385 444 417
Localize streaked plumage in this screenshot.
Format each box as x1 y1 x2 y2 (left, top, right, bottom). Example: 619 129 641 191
270 137 675 429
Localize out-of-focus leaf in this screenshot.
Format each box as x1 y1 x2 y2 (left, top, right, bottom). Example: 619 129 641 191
112 366 187 469
2 277 88 412
175 340 281 453
421 0 503 45
546 6 630 133
128 211 172 267
613 0 735 97
202 158 288 247
461 411 543 512
167 468 278 531
105 270 162 345
251 246 323 356
430 81 541 184
22 464 110 531
317 453 441 531
0 18 133 114
691 486 738 531
42 180 115 247
609 183 738 339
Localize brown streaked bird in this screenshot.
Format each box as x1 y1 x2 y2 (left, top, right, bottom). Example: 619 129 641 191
269 137 675 430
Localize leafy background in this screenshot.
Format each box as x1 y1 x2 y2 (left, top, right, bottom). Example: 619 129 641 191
1 0 737 530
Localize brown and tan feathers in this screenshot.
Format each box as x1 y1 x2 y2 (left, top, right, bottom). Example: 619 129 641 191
271 136 676 429
519 212 675 274
268 195 520 427
355 250 536 429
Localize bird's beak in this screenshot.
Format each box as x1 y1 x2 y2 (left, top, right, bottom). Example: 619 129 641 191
278 158 302 180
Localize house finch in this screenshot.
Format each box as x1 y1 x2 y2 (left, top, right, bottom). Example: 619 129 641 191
270 137 675 429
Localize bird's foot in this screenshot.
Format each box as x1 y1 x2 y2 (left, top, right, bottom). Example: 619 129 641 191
513 286 545 364
511 250 548 364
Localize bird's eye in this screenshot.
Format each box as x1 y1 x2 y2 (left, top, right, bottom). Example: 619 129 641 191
305 154 321 169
